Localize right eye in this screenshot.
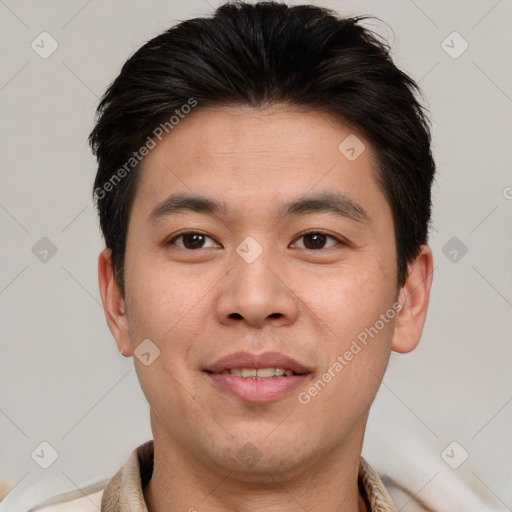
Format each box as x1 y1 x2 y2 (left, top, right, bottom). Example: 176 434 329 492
165 231 221 250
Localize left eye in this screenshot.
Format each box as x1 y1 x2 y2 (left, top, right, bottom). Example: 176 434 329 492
292 232 341 250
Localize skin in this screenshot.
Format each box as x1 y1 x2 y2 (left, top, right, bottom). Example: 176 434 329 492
98 104 433 512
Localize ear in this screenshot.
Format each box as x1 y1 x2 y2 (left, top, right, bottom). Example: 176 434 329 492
98 248 132 356
391 245 433 354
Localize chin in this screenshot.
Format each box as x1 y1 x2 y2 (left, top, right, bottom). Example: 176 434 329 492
205 433 312 479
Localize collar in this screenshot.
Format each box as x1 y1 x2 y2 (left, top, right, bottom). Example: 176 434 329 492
101 440 397 512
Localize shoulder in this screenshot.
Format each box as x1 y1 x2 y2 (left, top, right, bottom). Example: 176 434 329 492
29 488 104 512
0 479 107 512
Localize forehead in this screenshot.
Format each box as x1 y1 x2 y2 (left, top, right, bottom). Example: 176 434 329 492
148 105 365 165
132 104 390 223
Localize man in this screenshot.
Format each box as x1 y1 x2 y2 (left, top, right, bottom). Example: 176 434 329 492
36 1 435 510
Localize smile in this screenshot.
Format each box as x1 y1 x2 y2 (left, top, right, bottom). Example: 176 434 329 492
220 368 295 378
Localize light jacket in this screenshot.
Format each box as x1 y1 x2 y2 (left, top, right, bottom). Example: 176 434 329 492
29 440 397 511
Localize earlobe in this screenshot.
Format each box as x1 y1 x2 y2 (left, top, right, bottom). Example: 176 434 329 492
391 245 434 354
98 248 132 356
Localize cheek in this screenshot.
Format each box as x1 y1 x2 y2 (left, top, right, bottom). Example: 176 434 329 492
124 258 216 371
296 258 397 402
301 310 395 430
298 260 396 340
125 263 209 415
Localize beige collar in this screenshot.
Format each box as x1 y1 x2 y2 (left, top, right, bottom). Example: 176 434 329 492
101 441 397 512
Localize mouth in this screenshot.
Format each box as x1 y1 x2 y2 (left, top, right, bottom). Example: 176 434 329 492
204 350 313 375
215 367 298 379
203 351 313 403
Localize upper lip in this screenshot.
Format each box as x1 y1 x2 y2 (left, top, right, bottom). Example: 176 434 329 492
204 351 313 375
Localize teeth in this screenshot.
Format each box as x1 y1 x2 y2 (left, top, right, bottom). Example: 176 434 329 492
221 368 295 378
255 368 275 378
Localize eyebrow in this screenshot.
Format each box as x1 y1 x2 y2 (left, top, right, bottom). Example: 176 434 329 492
148 191 369 224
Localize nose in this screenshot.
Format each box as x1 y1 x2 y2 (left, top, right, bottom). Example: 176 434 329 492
215 245 300 329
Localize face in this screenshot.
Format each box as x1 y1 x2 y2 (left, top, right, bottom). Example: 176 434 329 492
101 104 426 479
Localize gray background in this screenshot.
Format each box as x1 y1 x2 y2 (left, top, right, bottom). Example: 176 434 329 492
0 0 511 510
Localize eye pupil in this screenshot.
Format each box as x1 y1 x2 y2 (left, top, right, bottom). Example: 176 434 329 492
183 233 205 249
303 233 326 249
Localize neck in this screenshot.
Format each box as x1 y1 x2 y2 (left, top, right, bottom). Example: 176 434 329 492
144 413 369 512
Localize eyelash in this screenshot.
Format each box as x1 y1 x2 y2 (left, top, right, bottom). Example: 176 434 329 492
165 230 345 250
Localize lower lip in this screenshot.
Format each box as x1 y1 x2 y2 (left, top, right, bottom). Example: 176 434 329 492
206 372 309 403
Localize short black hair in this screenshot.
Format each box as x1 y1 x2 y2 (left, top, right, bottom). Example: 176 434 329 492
89 1 435 295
